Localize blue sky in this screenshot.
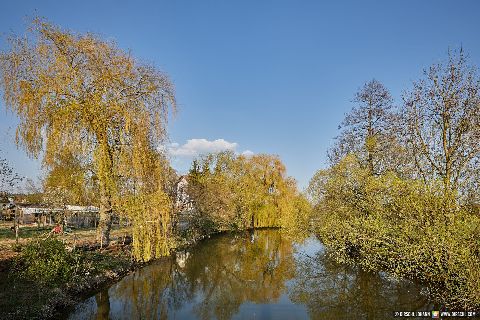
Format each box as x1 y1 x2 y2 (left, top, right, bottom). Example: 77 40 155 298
1 0 480 190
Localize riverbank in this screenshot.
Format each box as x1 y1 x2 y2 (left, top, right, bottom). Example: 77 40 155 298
0 244 138 319
0 224 140 320
310 158 480 309
0 224 243 319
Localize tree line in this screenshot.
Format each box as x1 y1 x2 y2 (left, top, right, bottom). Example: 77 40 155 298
326 50 480 200
185 152 310 238
0 19 309 262
309 49 480 308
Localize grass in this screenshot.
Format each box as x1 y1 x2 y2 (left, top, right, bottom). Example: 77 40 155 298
0 224 53 240
0 221 129 245
0 222 132 264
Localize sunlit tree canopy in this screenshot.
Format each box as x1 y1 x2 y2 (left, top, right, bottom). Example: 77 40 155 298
0 18 176 246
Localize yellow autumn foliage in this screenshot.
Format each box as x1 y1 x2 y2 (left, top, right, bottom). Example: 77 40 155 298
0 18 176 256
186 152 311 237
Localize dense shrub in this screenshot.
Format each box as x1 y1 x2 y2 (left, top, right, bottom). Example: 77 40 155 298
310 155 480 308
15 238 84 287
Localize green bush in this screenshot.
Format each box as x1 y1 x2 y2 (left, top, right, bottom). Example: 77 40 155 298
15 238 84 287
311 155 480 308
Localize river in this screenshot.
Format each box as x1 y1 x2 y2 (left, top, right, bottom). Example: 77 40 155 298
68 229 432 319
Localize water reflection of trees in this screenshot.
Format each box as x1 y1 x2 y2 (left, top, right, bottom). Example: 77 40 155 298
90 230 296 320
72 231 432 320
185 230 295 320
289 250 432 320
106 257 191 319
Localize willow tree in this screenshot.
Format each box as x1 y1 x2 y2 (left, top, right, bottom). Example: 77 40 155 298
186 152 310 235
0 19 176 247
43 150 95 206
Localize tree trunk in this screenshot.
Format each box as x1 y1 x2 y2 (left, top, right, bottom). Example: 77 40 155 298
367 108 375 174
95 289 111 319
97 183 113 248
368 149 374 174
14 208 19 245
97 140 114 248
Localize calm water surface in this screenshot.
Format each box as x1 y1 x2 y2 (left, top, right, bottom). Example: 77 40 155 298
68 229 432 319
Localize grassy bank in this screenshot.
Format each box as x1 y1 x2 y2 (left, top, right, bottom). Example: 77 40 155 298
0 224 138 320
2 249 135 320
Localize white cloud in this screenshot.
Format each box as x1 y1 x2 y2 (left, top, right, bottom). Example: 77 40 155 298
161 138 255 174
166 138 239 157
241 150 254 157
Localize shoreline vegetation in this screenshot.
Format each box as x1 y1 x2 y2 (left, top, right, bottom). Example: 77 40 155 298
0 17 479 319
0 225 298 319
0 227 138 319
308 51 480 309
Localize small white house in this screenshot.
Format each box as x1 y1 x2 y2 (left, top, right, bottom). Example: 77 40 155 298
175 176 194 212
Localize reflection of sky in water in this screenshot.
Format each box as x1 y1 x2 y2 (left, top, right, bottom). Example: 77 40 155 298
72 294 310 320
293 235 325 258
68 230 431 320
232 297 309 320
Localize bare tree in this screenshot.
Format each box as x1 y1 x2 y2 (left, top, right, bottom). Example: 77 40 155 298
0 150 23 243
0 149 22 199
402 49 480 194
329 79 399 175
